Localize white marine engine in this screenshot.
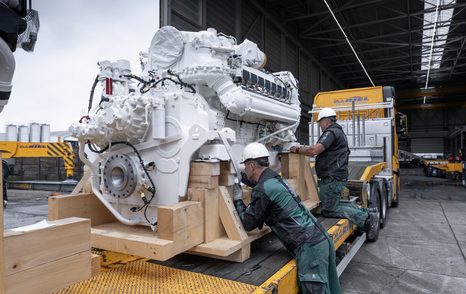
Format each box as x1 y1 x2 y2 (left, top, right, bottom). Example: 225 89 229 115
70 26 301 227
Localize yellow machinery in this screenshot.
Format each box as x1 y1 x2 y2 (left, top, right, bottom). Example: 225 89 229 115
309 86 405 233
425 161 463 180
0 141 75 178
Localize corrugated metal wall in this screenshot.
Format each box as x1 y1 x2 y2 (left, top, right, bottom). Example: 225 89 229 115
162 0 344 143
403 108 466 154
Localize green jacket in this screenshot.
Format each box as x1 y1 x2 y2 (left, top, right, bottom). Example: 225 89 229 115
235 168 325 253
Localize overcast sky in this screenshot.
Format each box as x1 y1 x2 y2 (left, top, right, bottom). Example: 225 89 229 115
0 0 159 132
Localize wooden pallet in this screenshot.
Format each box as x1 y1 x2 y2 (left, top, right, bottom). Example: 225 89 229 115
48 154 319 263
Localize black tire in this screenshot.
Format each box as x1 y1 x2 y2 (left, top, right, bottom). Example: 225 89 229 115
454 173 462 181
367 183 381 242
391 177 400 208
379 183 388 229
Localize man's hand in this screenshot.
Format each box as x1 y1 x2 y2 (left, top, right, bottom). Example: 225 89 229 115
290 145 301 153
233 183 243 201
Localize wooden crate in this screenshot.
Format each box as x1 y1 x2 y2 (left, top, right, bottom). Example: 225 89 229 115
50 156 319 264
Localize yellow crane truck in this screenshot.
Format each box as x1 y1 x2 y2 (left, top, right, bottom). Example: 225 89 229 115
0 141 75 179
309 86 404 232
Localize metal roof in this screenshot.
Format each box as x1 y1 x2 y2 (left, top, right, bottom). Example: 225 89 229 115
267 0 466 94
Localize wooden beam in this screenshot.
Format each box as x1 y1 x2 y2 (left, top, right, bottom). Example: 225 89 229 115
188 188 225 242
4 217 90 276
4 217 92 294
48 193 116 226
188 175 219 189
91 222 174 261
218 186 248 241
91 254 101 277
190 162 220 176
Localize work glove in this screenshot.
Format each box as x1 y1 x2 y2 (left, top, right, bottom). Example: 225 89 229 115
233 183 243 201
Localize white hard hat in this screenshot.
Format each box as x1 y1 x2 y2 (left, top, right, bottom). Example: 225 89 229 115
317 107 337 122
241 143 270 163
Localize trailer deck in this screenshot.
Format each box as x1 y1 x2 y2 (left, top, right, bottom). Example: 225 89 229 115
57 217 359 293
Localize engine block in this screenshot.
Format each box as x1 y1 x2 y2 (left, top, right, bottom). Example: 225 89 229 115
70 26 301 227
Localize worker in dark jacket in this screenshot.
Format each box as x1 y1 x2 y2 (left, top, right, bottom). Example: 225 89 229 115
234 142 341 294
290 107 378 240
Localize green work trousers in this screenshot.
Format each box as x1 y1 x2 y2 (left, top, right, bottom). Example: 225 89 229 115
318 178 368 230
295 235 341 294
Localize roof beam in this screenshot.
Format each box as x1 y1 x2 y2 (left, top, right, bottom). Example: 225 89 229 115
302 3 466 37
286 0 387 23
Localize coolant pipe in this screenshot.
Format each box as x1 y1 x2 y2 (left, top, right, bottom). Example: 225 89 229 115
256 120 300 143
78 139 141 226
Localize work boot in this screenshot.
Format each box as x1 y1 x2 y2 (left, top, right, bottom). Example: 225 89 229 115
364 211 379 242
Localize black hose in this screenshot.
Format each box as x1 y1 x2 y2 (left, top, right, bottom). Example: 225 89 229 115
87 141 157 226
87 75 100 115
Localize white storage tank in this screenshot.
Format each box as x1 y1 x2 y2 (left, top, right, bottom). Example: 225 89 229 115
29 123 41 142
6 124 17 141
40 123 51 142
18 125 29 142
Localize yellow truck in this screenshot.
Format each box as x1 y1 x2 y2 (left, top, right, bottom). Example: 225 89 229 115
424 161 463 180
0 141 75 178
309 86 404 235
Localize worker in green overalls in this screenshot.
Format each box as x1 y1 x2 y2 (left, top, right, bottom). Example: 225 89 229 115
290 107 378 240
234 142 341 294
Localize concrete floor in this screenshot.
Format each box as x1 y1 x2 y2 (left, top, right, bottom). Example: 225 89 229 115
3 168 466 293
340 168 466 293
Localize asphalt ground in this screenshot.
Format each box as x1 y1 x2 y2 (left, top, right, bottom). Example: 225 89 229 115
3 168 466 293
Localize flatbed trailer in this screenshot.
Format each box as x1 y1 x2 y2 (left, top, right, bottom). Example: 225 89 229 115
58 217 365 293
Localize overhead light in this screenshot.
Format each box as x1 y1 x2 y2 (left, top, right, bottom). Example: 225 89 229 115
421 0 456 89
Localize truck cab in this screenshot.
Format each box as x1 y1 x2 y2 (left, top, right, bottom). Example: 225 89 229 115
309 86 402 232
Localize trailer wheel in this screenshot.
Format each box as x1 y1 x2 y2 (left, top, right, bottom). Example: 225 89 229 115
391 176 400 208
367 183 380 242
379 183 388 229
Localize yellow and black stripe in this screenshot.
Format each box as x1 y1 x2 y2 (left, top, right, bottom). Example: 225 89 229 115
47 143 75 176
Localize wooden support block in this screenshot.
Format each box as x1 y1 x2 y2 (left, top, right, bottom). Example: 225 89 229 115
4 217 92 294
91 222 174 261
190 162 220 176
5 251 91 294
157 201 204 253
219 174 235 186
157 201 203 234
281 153 301 179
189 227 270 261
226 243 251 262
91 254 102 277
220 161 235 174
188 175 219 189
4 217 90 276
303 162 320 202
48 193 116 226
188 188 225 243
218 186 248 241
